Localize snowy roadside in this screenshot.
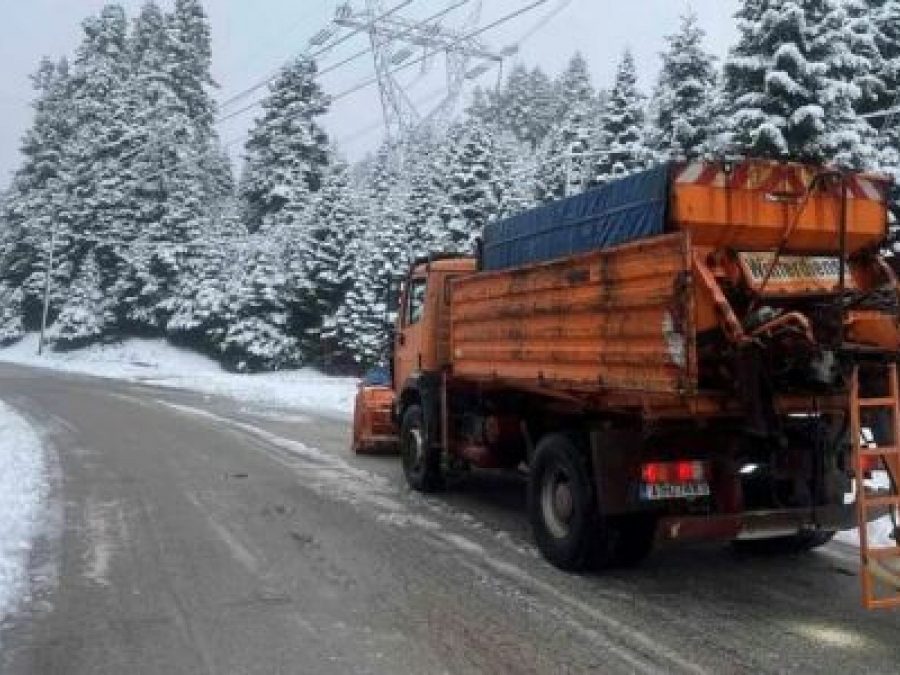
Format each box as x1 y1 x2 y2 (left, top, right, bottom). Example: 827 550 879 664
0 401 48 636
0 334 358 420
834 516 896 548
835 471 896 549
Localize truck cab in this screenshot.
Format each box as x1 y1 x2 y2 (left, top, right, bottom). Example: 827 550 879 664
351 255 476 455
392 255 477 406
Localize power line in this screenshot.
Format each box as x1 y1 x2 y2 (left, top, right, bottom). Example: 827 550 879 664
92 0 553 195
338 85 449 146
217 0 473 126
322 0 574 155
220 0 415 110
97 1 395 185
320 0 472 80
329 0 551 104
229 2 337 85
337 0 495 140
413 0 572 129
33 1 554 216
219 0 417 113
511 0 573 46
218 95 266 124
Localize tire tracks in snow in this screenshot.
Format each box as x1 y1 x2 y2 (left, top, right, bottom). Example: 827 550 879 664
134 395 709 675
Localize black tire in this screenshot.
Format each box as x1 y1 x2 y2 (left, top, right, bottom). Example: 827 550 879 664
732 529 835 556
528 433 605 571
400 405 443 493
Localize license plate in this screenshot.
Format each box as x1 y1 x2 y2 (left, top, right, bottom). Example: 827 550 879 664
640 482 710 501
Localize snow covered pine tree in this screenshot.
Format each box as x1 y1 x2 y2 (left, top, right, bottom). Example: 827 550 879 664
721 0 878 168
42 5 134 345
649 11 718 160
332 147 407 368
0 57 72 338
236 54 331 369
535 53 603 200
592 50 651 182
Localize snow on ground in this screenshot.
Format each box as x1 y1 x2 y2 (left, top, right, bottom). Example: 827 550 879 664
834 515 897 548
0 401 48 632
835 470 896 548
0 334 358 420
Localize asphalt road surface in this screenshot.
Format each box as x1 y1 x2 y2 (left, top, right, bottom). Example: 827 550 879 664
2 363 900 674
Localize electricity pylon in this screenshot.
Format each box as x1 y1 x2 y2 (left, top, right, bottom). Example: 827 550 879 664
334 1 502 145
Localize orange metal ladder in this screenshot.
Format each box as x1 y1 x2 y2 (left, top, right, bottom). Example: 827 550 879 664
850 363 900 609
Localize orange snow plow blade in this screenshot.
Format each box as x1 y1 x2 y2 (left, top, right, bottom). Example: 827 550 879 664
352 384 398 455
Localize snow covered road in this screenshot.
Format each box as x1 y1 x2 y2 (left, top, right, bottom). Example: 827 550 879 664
0 400 48 639
2 363 900 674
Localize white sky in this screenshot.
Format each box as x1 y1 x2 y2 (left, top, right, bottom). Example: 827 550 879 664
0 0 740 188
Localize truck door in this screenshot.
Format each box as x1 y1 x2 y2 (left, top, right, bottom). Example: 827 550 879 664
395 275 427 389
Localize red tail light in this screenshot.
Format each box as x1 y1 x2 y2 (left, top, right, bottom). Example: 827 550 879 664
676 461 694 482
642 460 708 484
641 463 661 483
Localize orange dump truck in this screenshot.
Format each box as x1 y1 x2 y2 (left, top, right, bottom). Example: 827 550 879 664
354 159 900 607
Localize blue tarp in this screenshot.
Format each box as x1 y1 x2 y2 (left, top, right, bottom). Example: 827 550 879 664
481 164 672 271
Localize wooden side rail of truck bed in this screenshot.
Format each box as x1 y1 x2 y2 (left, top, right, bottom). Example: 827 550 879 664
450 233 696 404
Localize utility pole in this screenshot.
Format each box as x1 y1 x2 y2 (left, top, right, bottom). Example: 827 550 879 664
38 221 57 355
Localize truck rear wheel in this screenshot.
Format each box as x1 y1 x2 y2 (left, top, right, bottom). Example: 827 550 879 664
400 404 443 493
528 433 604 571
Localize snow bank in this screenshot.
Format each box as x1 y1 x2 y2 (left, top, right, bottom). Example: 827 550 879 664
835 515 896 548
835 471 897 548
0 401 48 629
0 334 357 420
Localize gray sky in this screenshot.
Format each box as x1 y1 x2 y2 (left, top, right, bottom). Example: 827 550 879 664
0 0 740 188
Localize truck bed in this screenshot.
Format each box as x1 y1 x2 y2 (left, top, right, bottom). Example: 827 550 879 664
450 233 696 397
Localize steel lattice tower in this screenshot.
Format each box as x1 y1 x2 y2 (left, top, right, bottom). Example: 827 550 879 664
334 1 501 144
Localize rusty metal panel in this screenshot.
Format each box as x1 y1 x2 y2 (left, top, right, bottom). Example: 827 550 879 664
450 233 695 395
671 160 890 254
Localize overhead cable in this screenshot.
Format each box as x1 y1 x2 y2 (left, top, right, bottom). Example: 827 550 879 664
219 0 417 112
329 0 551 104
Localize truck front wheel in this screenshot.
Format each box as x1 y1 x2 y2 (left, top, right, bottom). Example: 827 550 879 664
400 404 443 493
528 433 603 571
